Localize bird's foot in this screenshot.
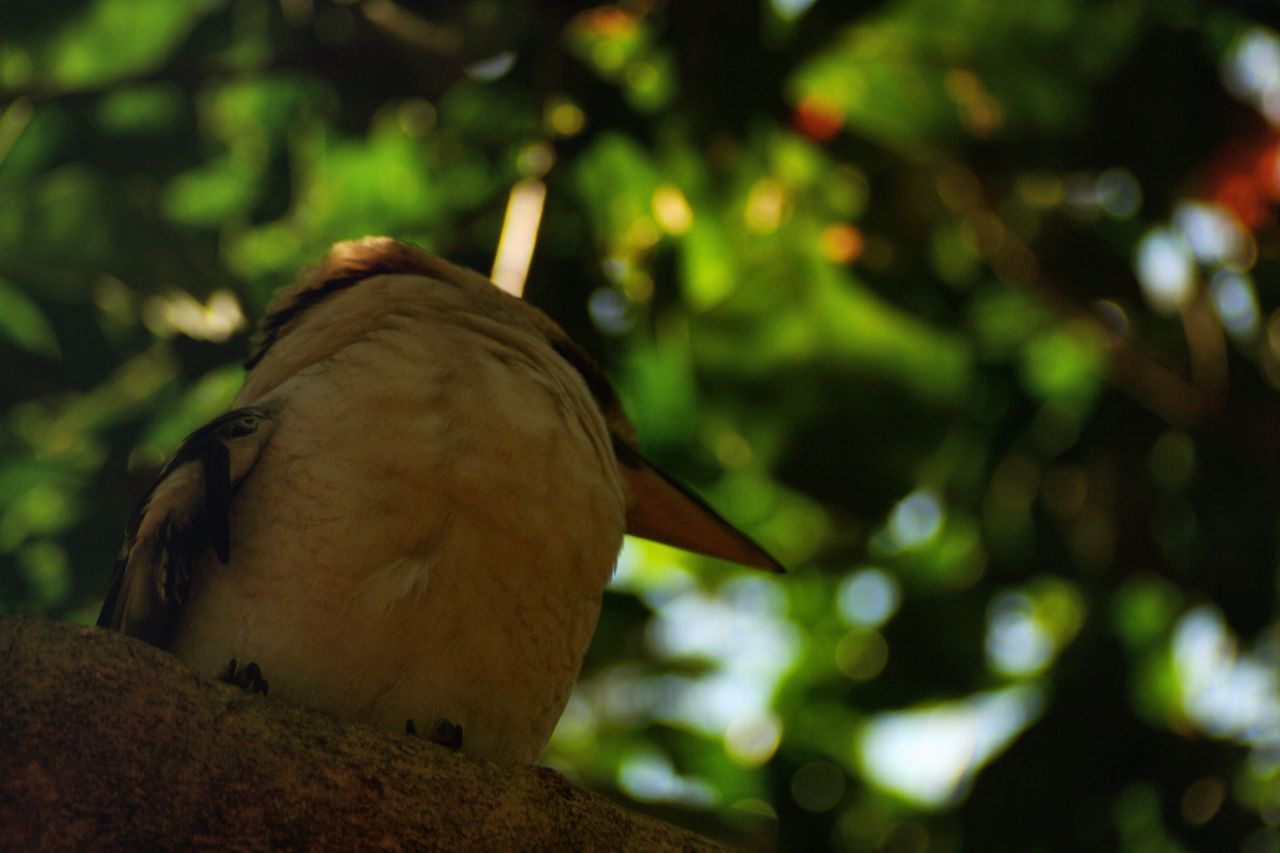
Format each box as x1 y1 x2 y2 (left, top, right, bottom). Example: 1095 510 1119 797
406 717 463 750
222 658 269 696
428 718 463 750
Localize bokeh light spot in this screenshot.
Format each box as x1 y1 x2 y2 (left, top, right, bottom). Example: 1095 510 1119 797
1210 270 1260 340
1093 299 1130 339
1065 169 1141 219
887 489 945 550
1172 607 1280 742
857 686 1045 807
588 287 631 335
652 184 694 235
1134 227 1195 314
1224 28 1280 117
820 223 864 263
725 712 782 767
744 178 787 233
1173 202 1246 266
838 568 901 628
1097 168 1142 218
545 98 586 136
986 592 1053 677
618 750 717 805
771 0 819 21
142 290 244 342
397 99 437 138
516 142 555 178
792 94 844 141
465 51 516 82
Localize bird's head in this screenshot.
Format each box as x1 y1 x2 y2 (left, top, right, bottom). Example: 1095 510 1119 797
246 237 783 573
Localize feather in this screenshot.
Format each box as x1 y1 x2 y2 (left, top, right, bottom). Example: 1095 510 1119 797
98 408 273 645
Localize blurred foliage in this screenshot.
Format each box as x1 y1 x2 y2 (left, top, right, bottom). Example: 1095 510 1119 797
4 0 1280 849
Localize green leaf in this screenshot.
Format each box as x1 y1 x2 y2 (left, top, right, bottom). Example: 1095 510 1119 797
44 0 214 89
0 278 59 358
163 155 260 226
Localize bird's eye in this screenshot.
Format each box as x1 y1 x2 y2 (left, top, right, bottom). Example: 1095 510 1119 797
221 415 260 438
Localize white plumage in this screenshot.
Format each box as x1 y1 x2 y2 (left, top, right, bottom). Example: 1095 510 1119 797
100 238 779 762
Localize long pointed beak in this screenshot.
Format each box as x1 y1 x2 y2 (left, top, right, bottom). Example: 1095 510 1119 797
614 439 785 573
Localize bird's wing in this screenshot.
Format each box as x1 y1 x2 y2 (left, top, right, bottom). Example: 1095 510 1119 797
98 408 274 645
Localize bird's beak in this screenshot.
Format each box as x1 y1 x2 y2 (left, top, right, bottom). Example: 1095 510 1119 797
616 442 785 573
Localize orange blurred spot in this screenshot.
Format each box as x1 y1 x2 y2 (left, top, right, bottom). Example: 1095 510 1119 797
1201 130 1280 229
792 94 844 142
573 7 638 38
1215 174 1268 229
820 223 864 263
1254 144 1280 198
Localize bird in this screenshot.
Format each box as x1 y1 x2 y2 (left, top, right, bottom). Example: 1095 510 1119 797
97 237 781 763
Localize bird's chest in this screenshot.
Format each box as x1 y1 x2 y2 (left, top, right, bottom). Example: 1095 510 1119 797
174 332 625 761
262 340 621 586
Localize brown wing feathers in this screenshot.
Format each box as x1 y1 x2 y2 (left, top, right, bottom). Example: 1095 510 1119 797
97 409 270 644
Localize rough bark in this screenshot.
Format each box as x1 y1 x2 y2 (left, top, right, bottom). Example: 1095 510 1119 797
0 617 722 851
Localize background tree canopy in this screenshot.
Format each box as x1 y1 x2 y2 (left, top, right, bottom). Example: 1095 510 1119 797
3 0 1280 849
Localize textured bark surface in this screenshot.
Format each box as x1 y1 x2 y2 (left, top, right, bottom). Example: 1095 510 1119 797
0 617 722 851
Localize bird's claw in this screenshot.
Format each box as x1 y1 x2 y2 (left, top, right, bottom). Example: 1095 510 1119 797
222 658 269 695
405 717 463 750
428 718 463 750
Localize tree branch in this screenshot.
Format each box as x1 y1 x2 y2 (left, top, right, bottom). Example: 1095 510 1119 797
0 617 722 851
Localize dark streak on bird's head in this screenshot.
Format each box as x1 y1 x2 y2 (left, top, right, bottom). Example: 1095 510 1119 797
548 337 619 413
245 237 479 370
546 334 639 449
245 276 364 369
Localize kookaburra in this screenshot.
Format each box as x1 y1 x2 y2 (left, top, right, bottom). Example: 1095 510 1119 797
98 237 780 763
